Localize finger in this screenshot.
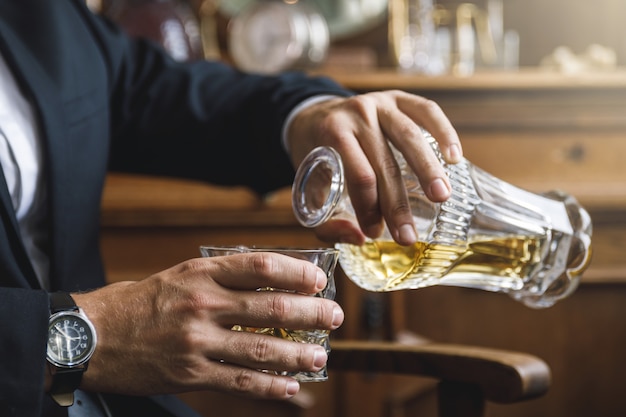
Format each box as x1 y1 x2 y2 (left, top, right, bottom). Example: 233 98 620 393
205 357 302 400
378 92 456 202
326 94 417 245
213 329 328 376
356 127 418 245
204 253 327 294
381 110 451 203
396 92 462 164
226 290 343 331
341 146 385 239
326 96 398 239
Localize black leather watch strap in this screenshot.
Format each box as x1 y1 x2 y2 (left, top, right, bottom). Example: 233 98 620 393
48 367 84 407
48 292 85 407
49 291 78 313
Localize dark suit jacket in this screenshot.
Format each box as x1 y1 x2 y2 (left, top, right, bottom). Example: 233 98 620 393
0 1 350 415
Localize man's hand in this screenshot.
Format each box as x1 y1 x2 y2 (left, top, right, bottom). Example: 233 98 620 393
287 90 462 246
72 253 344 400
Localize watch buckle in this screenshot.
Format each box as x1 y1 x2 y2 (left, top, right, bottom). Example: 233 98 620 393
51 392 75 407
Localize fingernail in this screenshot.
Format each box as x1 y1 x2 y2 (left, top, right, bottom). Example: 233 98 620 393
286 380 300 396
398 224 417 245
429 178 450 201
313 348 328 368
332 306 344 328
448 144 462 162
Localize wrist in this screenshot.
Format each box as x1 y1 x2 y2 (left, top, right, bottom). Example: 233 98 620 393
282 95 339 153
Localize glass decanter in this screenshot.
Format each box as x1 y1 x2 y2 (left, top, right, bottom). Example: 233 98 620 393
292 131 592 308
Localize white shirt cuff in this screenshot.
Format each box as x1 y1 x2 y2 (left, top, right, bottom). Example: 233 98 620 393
281 95 339 153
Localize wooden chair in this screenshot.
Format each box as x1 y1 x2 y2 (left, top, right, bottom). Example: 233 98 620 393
328 340 551 417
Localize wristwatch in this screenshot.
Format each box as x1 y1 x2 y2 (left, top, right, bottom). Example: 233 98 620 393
46 292 97 406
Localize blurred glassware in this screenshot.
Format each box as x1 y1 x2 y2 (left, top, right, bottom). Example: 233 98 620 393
105 0 203 62
389 0 439 74
219 0 388 41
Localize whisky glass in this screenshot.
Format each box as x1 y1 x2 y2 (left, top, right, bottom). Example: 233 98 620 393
199 245 339 382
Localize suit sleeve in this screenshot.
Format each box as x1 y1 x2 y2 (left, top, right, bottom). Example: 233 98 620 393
79 5 354 195
0 288 49 417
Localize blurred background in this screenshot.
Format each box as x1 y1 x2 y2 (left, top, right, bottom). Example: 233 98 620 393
94 0 626 73
94 1 626 417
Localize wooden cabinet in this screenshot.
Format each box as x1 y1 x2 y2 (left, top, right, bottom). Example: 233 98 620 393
100 69 626 417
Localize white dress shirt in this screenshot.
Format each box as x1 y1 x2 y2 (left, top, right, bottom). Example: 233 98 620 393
0 53 49 289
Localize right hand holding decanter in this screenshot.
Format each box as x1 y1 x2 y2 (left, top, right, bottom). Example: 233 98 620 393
69 253 344 400
286 90 463 246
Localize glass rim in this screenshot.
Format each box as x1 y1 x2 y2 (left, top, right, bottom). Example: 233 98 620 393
199 245 339 254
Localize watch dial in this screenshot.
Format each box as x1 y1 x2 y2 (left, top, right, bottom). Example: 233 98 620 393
47 312 96 367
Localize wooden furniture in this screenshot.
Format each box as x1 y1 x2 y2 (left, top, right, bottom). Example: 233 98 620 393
101 68 626 416
329 340 550 417
174 339 551 417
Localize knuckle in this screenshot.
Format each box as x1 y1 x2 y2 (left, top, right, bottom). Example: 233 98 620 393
346 94 375 115
395 122 421 142
419 97 442 114
294 262 314 289
249 337 273 363
350 168 377 191
175 258 205 278
250 252 277 277
232 368 255 393
295 345 311 368
316 303 329 327
269 293 292 319
175 328 203 352
380 153 401 175
182 257 202 269
180 288 215 315
390 199 412 217
387 89 406 97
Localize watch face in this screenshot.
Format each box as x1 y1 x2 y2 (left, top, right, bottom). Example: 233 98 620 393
47 311 96 368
